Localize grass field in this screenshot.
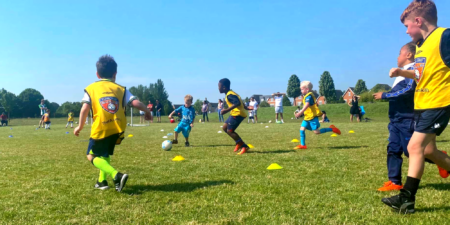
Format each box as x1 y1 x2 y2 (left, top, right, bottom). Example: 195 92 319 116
2 103 450 224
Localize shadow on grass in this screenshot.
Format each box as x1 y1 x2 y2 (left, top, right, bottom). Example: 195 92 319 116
191 145 234 148
436 140 449 143
422 183 450 191
124 180 234 195
248 150 296 154
418 206 450 213
327 145 369 150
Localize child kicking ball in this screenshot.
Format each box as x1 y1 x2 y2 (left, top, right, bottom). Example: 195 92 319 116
294 81 341 149
168 95 196 147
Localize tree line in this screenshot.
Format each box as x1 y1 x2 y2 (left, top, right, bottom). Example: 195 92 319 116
0 79 173 118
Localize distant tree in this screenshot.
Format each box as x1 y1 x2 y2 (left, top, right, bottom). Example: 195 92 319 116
371 84 391 92
354 79 368 95
260 101 270 107
287 74 301 99
338 96 345 103
17 88 44 118
319 71 337 103
244 97 250 105
282 95 292 106
193 99 203 114
0 88 19 118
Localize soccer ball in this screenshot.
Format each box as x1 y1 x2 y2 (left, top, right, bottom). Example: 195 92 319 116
127 123 130 126
170 119 175 123
162 140 173 151
199 119 202 123
75 122 78 124
269 120 272 123
276 121 283 124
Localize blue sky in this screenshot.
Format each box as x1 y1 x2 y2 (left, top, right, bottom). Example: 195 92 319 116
1 0 449 104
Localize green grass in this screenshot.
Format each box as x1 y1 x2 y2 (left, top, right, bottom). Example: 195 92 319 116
2 102 450 224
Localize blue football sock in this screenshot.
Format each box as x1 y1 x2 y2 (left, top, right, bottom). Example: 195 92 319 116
320 128 332 134
300 130 306 146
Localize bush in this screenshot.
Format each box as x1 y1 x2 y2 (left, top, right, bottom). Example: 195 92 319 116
260 101 270 107
359 92 374 103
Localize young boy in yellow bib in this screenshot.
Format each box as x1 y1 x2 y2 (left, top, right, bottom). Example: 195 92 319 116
382 0 450 214
74 55 151 192
66 110 74 128
294 81 341 150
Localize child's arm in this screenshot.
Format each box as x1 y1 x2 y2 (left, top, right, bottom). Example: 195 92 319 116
390 68 415 79
168 111 175 119
295 102 310 118
74 103 90 136
131 100 152 121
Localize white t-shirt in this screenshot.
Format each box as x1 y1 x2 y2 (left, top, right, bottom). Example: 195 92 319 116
82 89 136 106
274 96 283 107
249 101 258 110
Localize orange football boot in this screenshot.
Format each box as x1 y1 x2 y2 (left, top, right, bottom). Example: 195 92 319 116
294 145 307 150
437 151 449 178
237 146 249 155
329 125 341 135
234 143 243 152
377 181 403 191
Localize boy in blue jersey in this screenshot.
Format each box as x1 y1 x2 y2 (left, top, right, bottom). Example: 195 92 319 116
374 42 439 192
169 95 195 147
294 81 340 150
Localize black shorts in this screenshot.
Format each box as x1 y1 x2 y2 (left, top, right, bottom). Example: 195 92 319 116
414 106 450 136
86 133 123 157
225 116 245 132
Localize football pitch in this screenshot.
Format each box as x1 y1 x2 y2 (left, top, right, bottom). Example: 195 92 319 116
2 107 450 224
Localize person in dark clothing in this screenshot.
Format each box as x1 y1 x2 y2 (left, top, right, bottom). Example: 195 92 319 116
348 95 360 122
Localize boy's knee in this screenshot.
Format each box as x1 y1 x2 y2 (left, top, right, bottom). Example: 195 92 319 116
408 142 423 154
87 154 94 162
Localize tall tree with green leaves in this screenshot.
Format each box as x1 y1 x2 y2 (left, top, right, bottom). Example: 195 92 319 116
354 79 368 95
319 71 337 103
193 99 203 114
287 74 301 99
282 95 292 106
0 88 19 118
17 88 44 118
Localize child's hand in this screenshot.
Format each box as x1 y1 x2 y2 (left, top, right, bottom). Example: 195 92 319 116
168 116 172 119
190 123 194 128
373 92 383 100
389 68 401 78
74 126 82 136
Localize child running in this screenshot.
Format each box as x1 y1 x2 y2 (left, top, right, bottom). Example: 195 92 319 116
74 55 151 192
43 109 51 129
168 95 195 147
382 0 450 214
66 110 74 128
218 78 252 155
294 81 340 149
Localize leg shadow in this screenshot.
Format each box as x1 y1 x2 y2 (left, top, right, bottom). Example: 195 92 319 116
191 145 234 148
436 140 449 143
327 145 369 150
418 206 450 213
422 183 450 191
248 150 296 154
124 180 234 195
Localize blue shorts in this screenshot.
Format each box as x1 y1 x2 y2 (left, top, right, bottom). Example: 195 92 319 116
414 106 450 136
86 133 123 157
225 116 245 132
301 117 320 131
174 122 191 138
156 111 161 117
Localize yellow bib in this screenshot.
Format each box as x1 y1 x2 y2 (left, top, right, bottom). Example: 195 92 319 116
85 80 127 140
44 113 50 122
68 113 74 122
225 90 247 117
302 92 322 121
414 27 450 110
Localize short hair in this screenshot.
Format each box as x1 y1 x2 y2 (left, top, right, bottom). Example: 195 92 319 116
185 95 193 102
401 0 437 25
96 55 117 78
301 81 313 90
219 78 231 89
322 111 326 114
403 41 417 56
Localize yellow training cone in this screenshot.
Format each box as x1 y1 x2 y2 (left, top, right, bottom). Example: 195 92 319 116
291 139 299 143
172 155 185 162
267 163 283 170
331 134 338 137
248 144 254 149
128 134 134 138
349 130 355 133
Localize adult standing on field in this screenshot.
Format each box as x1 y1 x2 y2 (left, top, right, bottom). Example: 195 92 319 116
155 100 162 123
147 100 154 123
1 112 8 126
202 100 209 122
272 92 285 123
218 99 224 122
249 97 259 123
38 99 47 128
348 95 360 122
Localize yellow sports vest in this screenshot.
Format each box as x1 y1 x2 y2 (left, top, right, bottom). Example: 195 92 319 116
414 27 450 110
84 80 127 140
225 90 247 117
302 92 322 121
44 113 50 122
68 113 74 122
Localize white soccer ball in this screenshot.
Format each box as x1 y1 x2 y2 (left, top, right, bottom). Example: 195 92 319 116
269 120 272 123
127 123 130 126
162 140 172 151
75 122 78 124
